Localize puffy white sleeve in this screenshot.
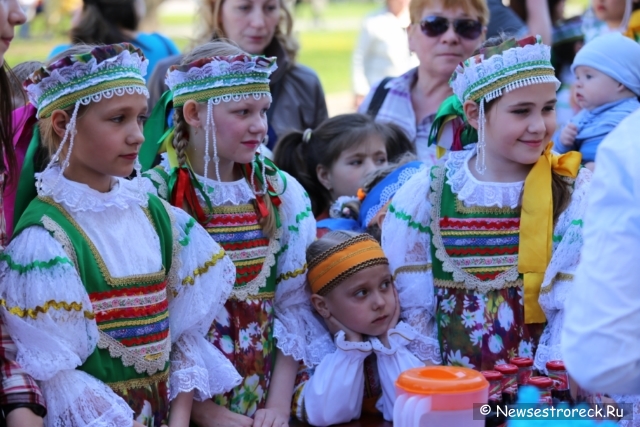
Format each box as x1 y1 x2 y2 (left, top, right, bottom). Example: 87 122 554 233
271 173 333 367
535 169 591 373
165 205 241 401
370 322 425 421
381 168 441 364
0 226 133 426
299 332 372 426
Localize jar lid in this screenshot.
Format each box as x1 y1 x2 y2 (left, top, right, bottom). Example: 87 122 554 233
510 357 534 367
396 366 488 394
482 371 504 381
528 376 553 389
546 360 566 371
494 364 519 375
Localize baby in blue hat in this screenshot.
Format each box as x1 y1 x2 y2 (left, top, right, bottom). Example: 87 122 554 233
553 32 640 170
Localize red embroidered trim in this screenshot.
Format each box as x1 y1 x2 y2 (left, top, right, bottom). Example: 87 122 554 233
120 330 169 347
94 300 169 322
206 213 260 226
472 271 501 281
221 239 270 251
89 281 166 302
440 217 520 230
446 246 519 256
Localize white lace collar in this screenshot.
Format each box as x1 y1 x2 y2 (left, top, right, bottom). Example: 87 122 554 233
445 146 524 209
196 172 256 206
37 166 149 213
158 153 256 206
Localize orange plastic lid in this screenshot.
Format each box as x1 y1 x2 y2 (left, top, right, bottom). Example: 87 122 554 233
396 366 488 395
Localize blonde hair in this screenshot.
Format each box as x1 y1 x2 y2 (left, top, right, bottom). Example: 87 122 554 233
196 0 299 61
173 41 277 238
409 0 490 25
38 45 98 158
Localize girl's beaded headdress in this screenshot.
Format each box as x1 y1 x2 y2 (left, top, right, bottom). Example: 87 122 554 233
449 35 560 174
140 53 281 226
14 44 149 215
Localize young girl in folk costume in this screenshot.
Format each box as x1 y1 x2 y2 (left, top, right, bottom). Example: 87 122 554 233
0 43 240 427
140 41 316 426
291 232 424 425
583 0 640 43
383 35 591 373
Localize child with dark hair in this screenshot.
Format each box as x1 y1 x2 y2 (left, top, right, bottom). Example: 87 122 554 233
273 113 414 221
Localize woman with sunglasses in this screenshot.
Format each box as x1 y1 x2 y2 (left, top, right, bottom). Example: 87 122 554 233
358 0 488 168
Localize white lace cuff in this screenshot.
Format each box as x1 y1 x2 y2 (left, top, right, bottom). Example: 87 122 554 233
169 333 241 401
40 369 133 427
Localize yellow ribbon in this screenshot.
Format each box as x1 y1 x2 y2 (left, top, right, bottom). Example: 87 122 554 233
624 10 640 41
519 142 581 323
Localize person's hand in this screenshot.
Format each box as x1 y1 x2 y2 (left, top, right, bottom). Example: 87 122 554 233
584 161 595 171
378 285 401 348
560 123 578 147
5 408 43 427
191 400 253 427
354 94 365 109
323 313 362 343
253 407 289 427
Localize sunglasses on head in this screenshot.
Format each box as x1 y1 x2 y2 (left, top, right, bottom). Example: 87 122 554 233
420 16 483 40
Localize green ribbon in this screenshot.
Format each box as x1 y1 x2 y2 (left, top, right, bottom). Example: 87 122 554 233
428 95 477 148
140 90 174 171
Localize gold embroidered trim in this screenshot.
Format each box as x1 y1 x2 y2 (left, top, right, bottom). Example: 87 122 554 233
0 298 94 319
108 370 169 394
182 249 226 285
464 265 511 273
39 197 166 287
41 214 79 268
98 311 169 330
471 69 556 102
455 198 521 215
393 264 432 280
206 225 263 233
540 272 574 295
40 79 146 117
232 257 267 268
440 229 519 236
209 204 257 215
276 264 307 284
434 277 523 290
229 291 275 301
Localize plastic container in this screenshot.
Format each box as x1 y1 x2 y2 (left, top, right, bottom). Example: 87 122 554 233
394 366 489 427
546 360 573 404
528 376 553 405
494 364 518 404
482 371 506 427
510 357 534 386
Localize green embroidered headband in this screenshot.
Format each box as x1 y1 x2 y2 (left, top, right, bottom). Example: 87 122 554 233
25 43 149 119
165 54 277 107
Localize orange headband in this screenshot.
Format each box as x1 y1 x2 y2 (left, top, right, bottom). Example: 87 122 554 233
308 234 389 296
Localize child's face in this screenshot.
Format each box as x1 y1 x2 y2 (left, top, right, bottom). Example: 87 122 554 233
321 264 396 338
65 93 147 186
189 96 271 171
483 83 557 167
593 0 626 26
574 66 625 110
318 135 388 200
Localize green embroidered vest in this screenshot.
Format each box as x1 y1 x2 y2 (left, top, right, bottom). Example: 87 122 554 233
14 195 174 425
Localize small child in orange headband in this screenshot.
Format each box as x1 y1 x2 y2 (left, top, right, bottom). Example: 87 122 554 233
290 231 424 426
